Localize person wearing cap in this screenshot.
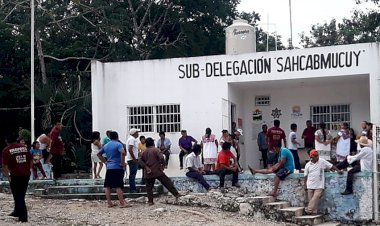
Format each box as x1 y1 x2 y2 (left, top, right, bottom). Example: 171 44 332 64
178 130 197 170
337 136 373 195
248 143 295 197
126 128 140 193
304 150 341 214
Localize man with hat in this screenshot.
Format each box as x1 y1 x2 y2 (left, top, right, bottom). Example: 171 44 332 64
337 136 373 195
304 150 341 214
126 128 140 193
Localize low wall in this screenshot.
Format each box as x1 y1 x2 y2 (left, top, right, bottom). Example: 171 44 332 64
170 172 374 223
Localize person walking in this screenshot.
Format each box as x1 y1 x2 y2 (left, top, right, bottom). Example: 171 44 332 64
178 130 197 170
257 124 269 169
157 132 171 168
139 138 181 205
97 131 128 208
201 128 218 172
126 128 140 193
2 133 33 222
91 131 103 179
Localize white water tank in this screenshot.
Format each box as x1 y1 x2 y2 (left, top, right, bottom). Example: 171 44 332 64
226 19 256 54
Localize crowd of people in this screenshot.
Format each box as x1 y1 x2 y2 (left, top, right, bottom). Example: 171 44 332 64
1 117 375 221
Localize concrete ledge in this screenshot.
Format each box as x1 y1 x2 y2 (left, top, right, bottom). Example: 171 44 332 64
169 172 373 224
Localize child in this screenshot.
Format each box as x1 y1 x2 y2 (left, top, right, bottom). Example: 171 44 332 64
31 141 48 180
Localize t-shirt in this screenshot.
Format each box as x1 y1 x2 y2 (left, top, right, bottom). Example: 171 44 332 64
304 158 332 189
184 152 203 173
216 150 234 170
103 136 110 145
2 143 32 176
288 131 298 150
49 127 64 155
179 136 194 150
139 147 165 179
267 127 286 150
138 143 146 153
278 148 295 173
126 136 138 161
98 140 124 170
302 127 316 148
336 129 350 157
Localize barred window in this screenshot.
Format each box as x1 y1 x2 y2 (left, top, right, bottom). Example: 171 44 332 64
310 104 351 131
255 95 270 106
127 104 181 133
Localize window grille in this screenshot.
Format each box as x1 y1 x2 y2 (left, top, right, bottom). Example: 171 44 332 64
310 104 350 131
127 104 181 133
255 95 271 106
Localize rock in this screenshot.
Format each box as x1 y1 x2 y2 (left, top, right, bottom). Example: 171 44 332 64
153 208 166 213
133 196 148 203
239 203 253 216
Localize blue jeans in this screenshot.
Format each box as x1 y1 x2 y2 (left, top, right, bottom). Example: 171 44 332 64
127 160 138 192
186 171 210 190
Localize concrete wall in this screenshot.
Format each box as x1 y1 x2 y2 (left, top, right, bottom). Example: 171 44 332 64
170 172 373 223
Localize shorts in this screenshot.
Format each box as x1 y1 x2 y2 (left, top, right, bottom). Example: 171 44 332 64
104 169 125 188
267 151 278 165
274 168 291 180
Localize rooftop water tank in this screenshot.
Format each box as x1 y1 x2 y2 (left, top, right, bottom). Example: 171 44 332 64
225 19 256 54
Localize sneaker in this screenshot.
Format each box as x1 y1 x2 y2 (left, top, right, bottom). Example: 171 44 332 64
341 190 353 195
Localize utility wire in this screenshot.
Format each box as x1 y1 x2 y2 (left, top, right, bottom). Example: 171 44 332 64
0 94 90 111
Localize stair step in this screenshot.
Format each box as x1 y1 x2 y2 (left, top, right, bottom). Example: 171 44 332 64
36 192 159 200
295 214 323 226
46 184 162 194
314 223 340 226
250 196 276 205
279 207 305 222
265 201 290 209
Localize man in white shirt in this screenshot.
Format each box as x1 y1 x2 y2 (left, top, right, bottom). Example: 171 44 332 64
338 136 373 195
288 123 301 171
304 150 341 214
185 144 210 191
127 128 140 193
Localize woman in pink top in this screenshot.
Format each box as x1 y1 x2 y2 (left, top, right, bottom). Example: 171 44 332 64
201 128 218 172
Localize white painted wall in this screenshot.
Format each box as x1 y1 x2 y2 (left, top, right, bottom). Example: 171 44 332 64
91 43 380 166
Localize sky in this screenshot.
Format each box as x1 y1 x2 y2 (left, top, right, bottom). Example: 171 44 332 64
237 0 378 48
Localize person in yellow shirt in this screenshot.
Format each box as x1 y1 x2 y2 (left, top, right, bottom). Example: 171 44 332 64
138 136 146 184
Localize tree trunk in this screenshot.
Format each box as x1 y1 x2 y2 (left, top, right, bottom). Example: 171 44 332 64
35 31 47 85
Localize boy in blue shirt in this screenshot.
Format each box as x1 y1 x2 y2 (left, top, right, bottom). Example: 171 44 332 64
248 143 295 197
30 141 47 180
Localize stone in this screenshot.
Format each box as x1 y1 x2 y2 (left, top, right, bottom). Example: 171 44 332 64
153 208 167 214
132 196 148 203
239 203 253 216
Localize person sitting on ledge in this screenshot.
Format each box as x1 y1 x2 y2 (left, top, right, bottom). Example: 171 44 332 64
215 142 240 188
185 144 210 191
248 143 295 197
337 136 373 195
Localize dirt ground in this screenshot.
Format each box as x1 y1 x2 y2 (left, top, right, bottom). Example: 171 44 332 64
0 193 295 226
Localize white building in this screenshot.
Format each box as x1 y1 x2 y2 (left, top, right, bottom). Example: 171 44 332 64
91 42 380 169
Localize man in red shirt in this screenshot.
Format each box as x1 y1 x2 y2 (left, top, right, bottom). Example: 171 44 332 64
48 121 64 179
302 120 317 152
2 133 33 222
266 119 286 167
215 142 239 188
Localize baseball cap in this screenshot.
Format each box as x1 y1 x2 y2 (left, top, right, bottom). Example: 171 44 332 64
129 128 141 135
309 149 318 157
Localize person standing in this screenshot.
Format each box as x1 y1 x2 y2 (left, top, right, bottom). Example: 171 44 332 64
178 130 197 170
288 123 301 171
201 128 218 172
139 137 181 205
31 141 47 180
157 132 171 168
138 136 147 184
257 124 269 169
48 121 64 179
215 142 240 188
267 120 287 167
302 120 316 152
304 150 341 214
185 144 210 191
91 131 103 179
314 122 333 161
103 130 112 145
248 143 294 197
37 130 51 163
2 133 33 222
338 136 373 195
334 122 350 162
232 129 243 172
126 128 140 193
97 131 128 208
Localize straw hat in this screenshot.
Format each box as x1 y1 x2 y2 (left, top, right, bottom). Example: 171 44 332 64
355 136 373 147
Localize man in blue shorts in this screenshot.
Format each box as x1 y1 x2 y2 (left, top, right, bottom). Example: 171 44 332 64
248 143 295 197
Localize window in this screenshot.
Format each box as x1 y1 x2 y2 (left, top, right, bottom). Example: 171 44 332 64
255 95 270 106
310 104 351 131
127 104 181 133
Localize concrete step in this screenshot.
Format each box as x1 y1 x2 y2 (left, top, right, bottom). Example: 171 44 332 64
295 214 323 226
46 184 163 194
250 196 276 205
279 206 305 222
60 173 91 179
264 201 291 209
263 201 291 221
36 192 159 200
314 222 340 226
